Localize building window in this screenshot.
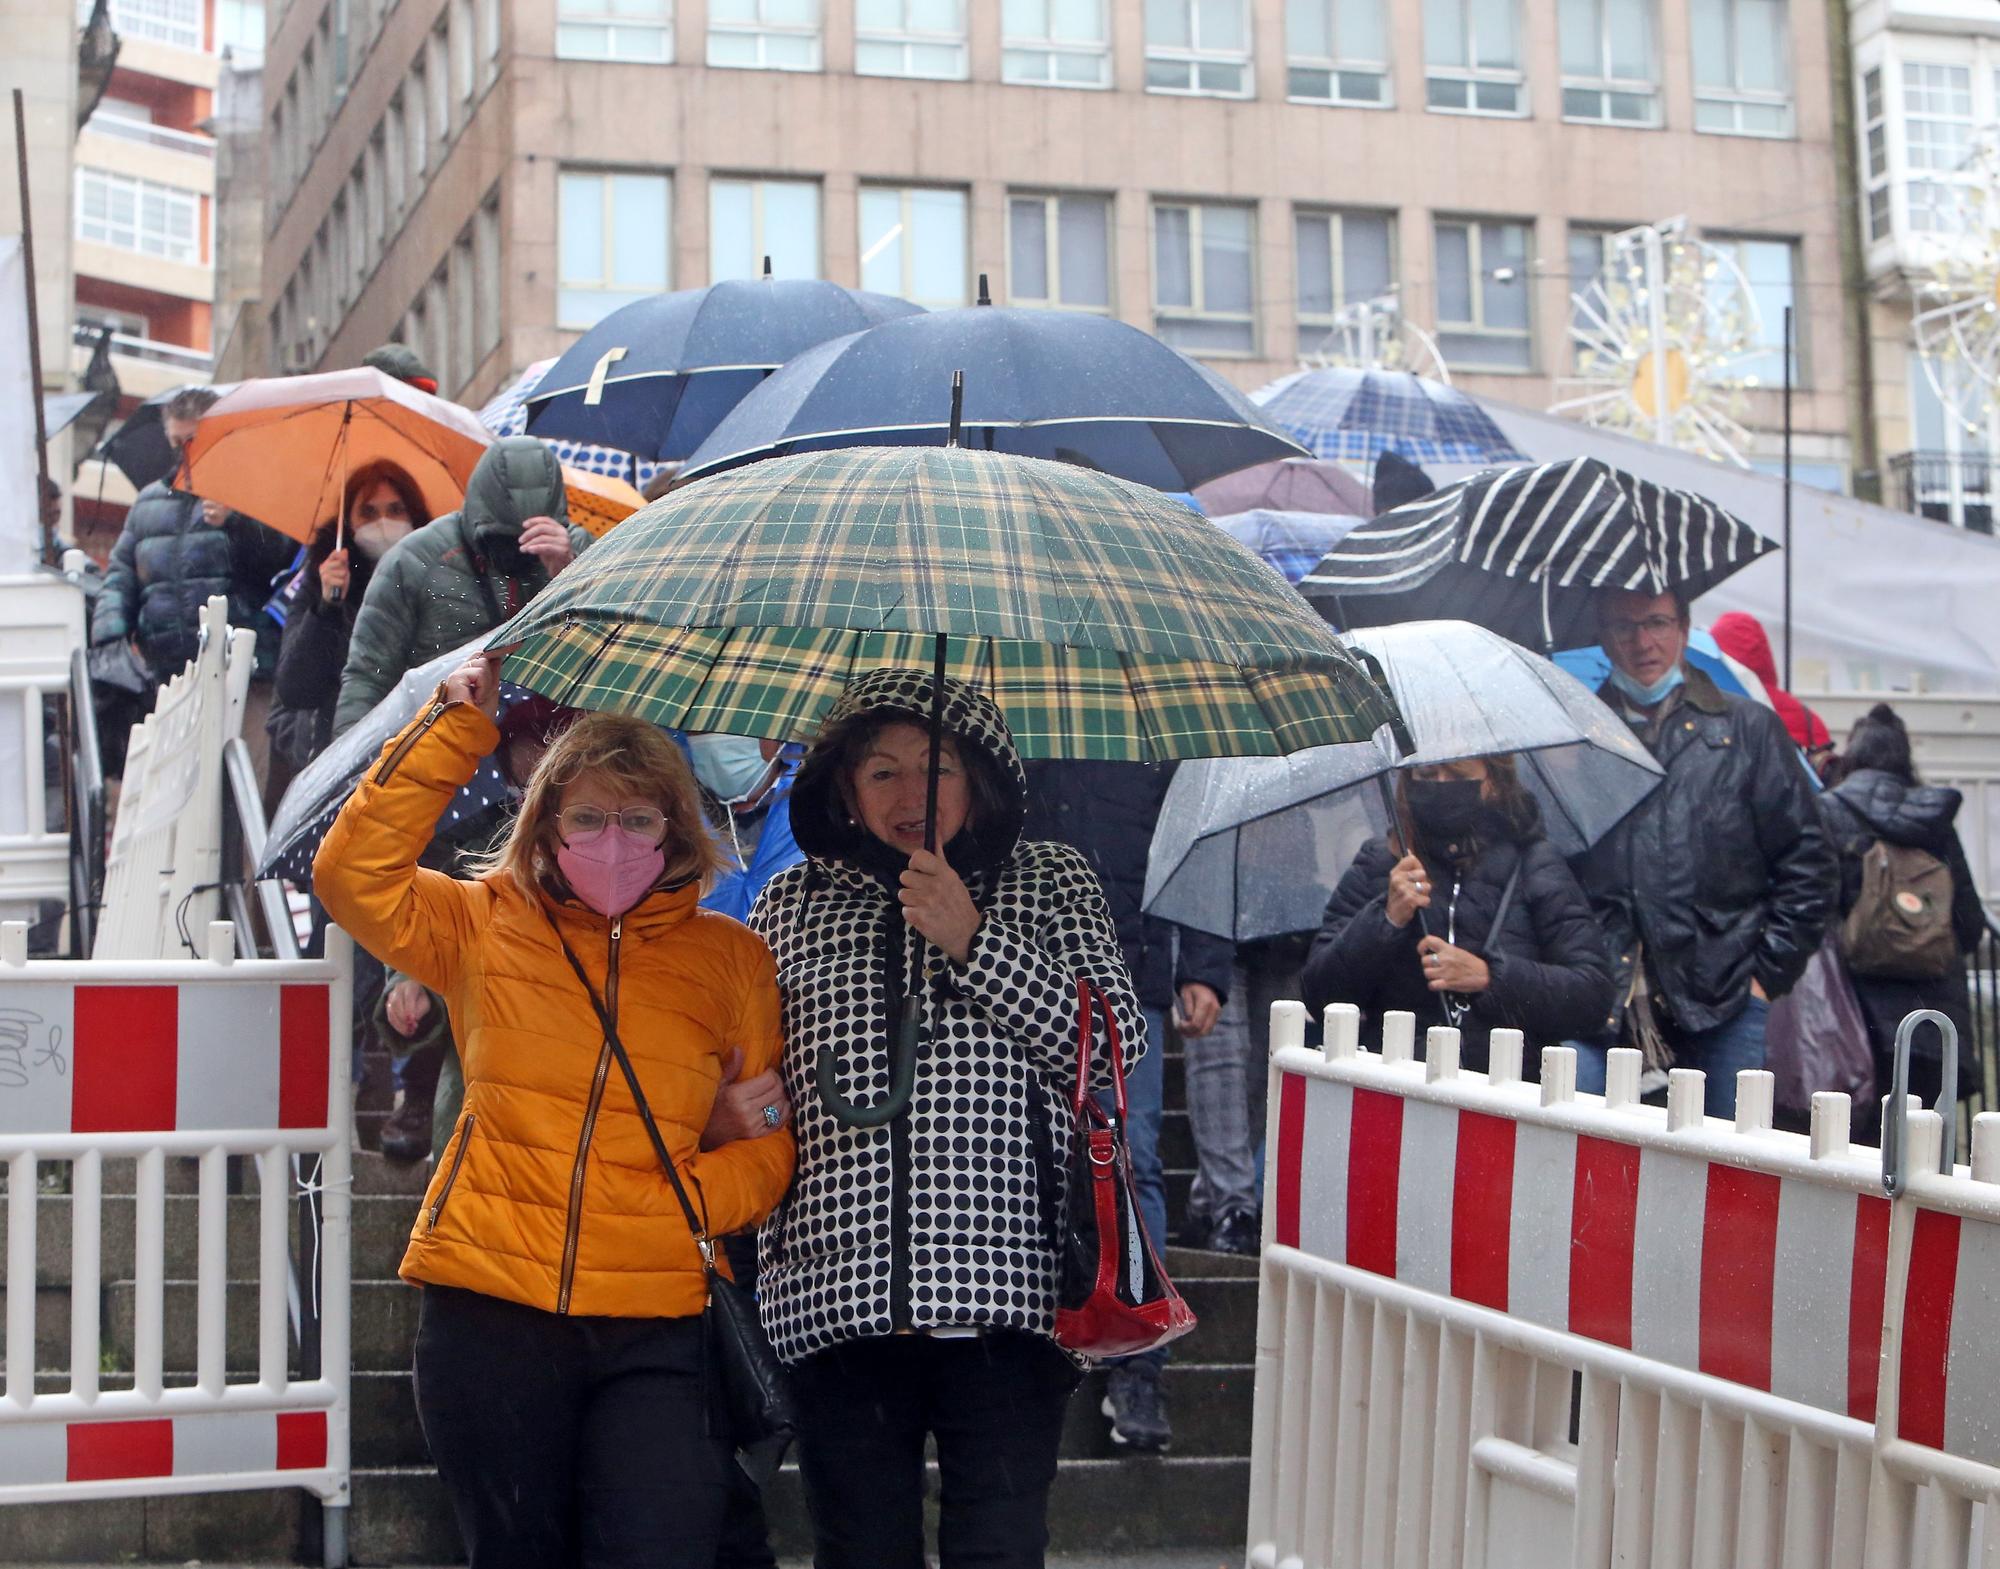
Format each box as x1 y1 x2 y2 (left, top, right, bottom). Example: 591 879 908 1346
1706 234 1799 386
452 0 476 101
1559 0 1657 124
1904 63 1976 233
105 0 202 50
476 196 502 359
426 270 452 391
1861 66 1889 242
709 0 821 70
217 0 266 55
855 0 969 80
407 62 430 181
710 177 820 282
558 169 670 328
1152 201 1256 355
1565 223 1622 365
1295 209 1394 353
78 303 151 339
1002 0 1110 89
77 168 202 264
384 97 407 216
1145 0 1252 98
427 24 451 149
1286 0 1389 106
859 186 968 308
1691 0 1792 136
1425 0 1525 115
558 0 672 62
1007 191 1113 311
1433 217 1532 371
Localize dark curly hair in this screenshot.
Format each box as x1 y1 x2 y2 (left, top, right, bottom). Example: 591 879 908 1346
1834 703 1917 787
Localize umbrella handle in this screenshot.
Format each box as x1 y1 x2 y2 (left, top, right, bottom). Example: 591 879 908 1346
814 995 922 1128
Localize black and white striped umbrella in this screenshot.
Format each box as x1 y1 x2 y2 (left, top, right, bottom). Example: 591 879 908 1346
1299 456 1776 652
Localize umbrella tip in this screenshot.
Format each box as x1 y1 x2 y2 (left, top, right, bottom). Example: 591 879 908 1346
947 370 964 448
762 255 773 279
976 273 991 306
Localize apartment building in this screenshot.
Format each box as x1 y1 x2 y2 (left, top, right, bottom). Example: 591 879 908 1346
262 0 1855 481
68 0 264 531
1849 0 2000 530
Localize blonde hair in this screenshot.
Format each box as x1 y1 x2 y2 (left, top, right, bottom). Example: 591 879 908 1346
477 712 728 897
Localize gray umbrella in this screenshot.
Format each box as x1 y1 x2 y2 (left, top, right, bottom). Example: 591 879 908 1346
1144 619 1664 941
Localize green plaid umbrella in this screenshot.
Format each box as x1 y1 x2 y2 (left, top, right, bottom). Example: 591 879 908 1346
492 445 1399 762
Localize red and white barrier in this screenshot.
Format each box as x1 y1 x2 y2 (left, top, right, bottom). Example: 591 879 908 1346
1249 1002 2000 1569
0 924 353 1564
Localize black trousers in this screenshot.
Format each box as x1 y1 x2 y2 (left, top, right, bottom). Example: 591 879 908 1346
413 1284 734 1569
789 1331 1081 1569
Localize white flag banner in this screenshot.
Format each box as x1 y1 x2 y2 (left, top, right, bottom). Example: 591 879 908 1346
0 236 37 575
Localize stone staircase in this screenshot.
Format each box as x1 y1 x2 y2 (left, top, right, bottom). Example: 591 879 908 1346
2 1044 1258 1562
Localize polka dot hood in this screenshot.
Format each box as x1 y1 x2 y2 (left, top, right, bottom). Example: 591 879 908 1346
748 668 1144 1363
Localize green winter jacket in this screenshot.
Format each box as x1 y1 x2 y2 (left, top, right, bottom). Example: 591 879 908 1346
332 437 591 736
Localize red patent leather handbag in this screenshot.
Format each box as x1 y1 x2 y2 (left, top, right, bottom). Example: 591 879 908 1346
1051 979 1199 1359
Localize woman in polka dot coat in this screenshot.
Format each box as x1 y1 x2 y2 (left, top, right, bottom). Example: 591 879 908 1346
748 668 1143 1569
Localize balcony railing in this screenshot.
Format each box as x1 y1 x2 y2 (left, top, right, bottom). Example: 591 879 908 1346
1888 449 1994 535
73 321 214 373
83 113 217 160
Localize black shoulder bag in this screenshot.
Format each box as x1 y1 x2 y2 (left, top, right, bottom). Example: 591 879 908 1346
553 937 796 1486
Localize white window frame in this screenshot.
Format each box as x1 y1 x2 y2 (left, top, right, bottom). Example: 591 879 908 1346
557 168 673 329
105 0 202 51
1860 64 1890 245
1285 0 1391 108
708 0 822 71
858 185 970 309
1151 200 1258 357
1691 0 1794 138
708 176 822 282
556 0 673 63
1001 0 1111 90
1425 0 1527 117
76 166 204 265
1294 207 1396 349
1145 0 1253 99
1005 190 1114 312
1703 231 1801 387
475 195 502 360
1901 60 1977 235
1559 0 1660 126
1432 216 1534 373
855 0 969 81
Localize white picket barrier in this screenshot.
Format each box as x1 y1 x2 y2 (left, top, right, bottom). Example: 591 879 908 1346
0 574 87 929
1246 1003 2000 1569
0 921 353 1565
94 594 254 961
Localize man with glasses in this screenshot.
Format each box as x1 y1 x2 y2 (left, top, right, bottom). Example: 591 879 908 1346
1572 587 1835 1116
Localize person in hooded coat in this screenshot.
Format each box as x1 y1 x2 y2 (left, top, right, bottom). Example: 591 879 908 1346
332 435 591 736
1709 611 1834 776
1819 704 1987 1133
1302 755 1615 1066
748 669 1141 1569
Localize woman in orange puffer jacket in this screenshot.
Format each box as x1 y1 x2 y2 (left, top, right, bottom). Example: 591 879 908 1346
316 651 794 1569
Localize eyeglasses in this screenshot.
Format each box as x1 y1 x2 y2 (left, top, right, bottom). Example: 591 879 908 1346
557 805 668 845
1601 614 1682 645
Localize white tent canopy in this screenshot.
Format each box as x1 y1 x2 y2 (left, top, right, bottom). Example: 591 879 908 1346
1436 397 2000 695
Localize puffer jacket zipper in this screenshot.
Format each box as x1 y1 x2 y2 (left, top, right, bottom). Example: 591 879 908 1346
372 698 451 785
557 914 620 1314
425 1114 477 1232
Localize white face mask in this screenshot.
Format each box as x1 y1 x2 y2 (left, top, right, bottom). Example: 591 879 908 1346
688 733 770 804
352 519 415 559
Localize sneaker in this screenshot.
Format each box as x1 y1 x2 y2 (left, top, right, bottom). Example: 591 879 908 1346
379 1091 434 1164
1207 1210 1261 1257
1101 1366 1171 1454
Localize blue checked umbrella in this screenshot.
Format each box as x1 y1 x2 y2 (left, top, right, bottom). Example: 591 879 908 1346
1217 509 1370 586
478 360 672 491
1253 367 1526 466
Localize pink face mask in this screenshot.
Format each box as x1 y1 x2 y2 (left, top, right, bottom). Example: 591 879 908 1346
556 827 665 917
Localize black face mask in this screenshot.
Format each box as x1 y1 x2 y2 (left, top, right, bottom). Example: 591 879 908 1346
1405 776 1486 842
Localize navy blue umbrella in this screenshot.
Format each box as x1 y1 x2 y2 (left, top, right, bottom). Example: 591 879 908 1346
524 277 923 462
678 300 1306 491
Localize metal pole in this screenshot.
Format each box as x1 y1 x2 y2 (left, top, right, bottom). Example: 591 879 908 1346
1782 305 1794 689
12 89 55 566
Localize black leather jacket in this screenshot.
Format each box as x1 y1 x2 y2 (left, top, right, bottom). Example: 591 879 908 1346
1574 668 1836 1036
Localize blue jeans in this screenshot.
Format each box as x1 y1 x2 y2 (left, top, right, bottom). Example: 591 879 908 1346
1098 1007 1168 1375
1571 995 1770 1119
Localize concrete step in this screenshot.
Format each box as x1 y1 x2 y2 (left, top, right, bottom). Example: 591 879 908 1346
76 1278 421 1377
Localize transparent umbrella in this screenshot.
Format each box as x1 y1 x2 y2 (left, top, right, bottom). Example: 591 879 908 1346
1144 619 1665 941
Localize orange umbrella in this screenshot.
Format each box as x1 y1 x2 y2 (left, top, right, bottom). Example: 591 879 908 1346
562 467 646 538
179 367 493 545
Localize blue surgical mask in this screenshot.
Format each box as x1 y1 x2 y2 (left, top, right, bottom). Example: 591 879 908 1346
1607 662 1686 708
688 733 770 804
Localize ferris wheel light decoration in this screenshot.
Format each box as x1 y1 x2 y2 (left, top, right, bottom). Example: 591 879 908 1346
1303 292 1452 383
1912 131 2000 437
1550 217 1764 467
